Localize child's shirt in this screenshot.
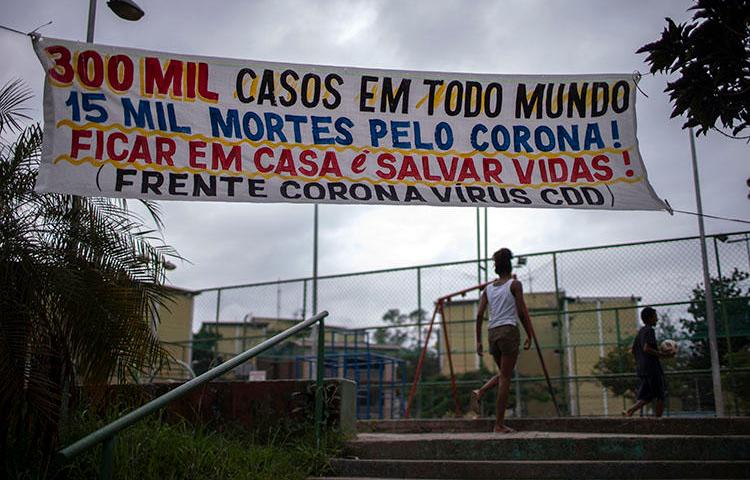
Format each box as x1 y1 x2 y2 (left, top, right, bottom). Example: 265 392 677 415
633 325 663 377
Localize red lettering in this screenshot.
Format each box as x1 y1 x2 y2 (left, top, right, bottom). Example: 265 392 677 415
70 129 92 158
376 153 397 179
512 158 534 184
95 129 104 159
189 140 207 168
275 149 297 175
592 154 613 181
107 55 134 92
128 135 152 163
144 58 183 97
397 155 422 181
155 137 176 166
482 158 503 183
548 158 567 183
421 156 441 181
570 157 594 183
436 156 458 181
106 132 129 161
46 45 74 84
298 150 318 176
197 62 219 102
186 62 197 100
319 151 342 177
211 144 241 171
77 50 104 88
254 146 274 173
456 157 480 183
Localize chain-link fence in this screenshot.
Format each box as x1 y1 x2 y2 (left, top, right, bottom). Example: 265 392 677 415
183 230 750 419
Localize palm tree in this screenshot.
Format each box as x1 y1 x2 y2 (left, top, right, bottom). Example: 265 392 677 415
0 79 178 468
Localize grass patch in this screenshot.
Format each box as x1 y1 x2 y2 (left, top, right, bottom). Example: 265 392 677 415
9 409 343 480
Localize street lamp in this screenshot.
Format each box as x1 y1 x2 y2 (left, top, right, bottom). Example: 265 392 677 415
86 0 144 42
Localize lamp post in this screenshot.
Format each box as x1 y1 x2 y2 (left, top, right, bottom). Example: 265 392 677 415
86 0 144 42
689 127 725 417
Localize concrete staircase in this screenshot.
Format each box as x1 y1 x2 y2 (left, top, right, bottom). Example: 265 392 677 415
314 417 750 479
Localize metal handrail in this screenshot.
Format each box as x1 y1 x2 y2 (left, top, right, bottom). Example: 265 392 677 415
57 310 329 478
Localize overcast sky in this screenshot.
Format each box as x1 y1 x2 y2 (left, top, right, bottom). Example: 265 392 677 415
2 0 748 306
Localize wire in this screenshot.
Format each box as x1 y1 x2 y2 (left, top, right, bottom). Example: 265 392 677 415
0 21 51 37
0 24 28 36
672 209 750 225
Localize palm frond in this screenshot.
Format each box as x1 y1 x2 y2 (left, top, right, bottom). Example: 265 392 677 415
0 79 33 136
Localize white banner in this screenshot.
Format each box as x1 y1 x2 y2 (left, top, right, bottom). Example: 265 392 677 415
34 37 667 211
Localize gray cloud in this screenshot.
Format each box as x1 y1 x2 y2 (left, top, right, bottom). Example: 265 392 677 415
2 0 746 315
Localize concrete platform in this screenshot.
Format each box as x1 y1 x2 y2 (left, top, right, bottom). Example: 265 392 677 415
347 431 750 461
319 418 750 479
327 459 750 479
357 416 750 435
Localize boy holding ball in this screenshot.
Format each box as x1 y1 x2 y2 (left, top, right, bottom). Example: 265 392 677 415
623 307 675 417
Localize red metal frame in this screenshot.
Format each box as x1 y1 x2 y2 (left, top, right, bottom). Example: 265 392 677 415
404 279 561 418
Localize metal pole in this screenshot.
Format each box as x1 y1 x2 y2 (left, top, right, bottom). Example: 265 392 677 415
416 267 422 416
713 237 737 415
688 127 725 417
87 0 97 42
313 204 325 446
99 435 114 480
484 207 488 282
58 312 329 461
214 289 221 359
596 300 609 415
552 252 567 414
476 207 482 287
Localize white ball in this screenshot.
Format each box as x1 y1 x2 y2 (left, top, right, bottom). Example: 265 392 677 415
660 339 678 355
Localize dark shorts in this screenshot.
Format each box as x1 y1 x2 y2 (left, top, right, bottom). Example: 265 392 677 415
488 324 520 358
637 374 666 402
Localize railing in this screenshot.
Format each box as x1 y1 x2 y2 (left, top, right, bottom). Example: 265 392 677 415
56 310 329 479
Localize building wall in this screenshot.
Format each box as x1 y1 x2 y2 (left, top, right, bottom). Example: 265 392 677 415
153 289 195 381
440 292 639 416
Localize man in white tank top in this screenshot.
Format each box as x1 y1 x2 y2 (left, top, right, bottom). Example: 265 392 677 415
474 248 533 433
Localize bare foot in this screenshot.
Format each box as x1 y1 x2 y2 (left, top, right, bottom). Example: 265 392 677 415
493 425 515 433
470 390 481 416
622 409 633 417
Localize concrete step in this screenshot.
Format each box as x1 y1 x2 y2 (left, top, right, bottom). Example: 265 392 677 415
327 459 750 479
346 431 750 461
357 417 750 435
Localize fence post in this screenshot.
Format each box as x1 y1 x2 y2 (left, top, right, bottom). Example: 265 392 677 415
214 289 221 359
99 435 114 480
713 237 737 416
416 267 422 417
552 252 567 414
615 309 626 412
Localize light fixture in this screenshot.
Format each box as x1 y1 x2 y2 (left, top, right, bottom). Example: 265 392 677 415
107 0 145 21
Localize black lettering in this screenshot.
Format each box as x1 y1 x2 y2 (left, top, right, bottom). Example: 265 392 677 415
193 174 216 196
219 176 242 196
115 168 137 191
612 80 630 113
423 79 443 115
567 82 588 118
323 74 343 110
257 69 277 106
516 83 544 119
374 184 398 201
248 179 267 198
168 173 189 196
281 180 301 199
301 73 321 108
142 171 163 194
236 68 256 104
279 69 299 107
359 75 378 112
381 77 411 114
